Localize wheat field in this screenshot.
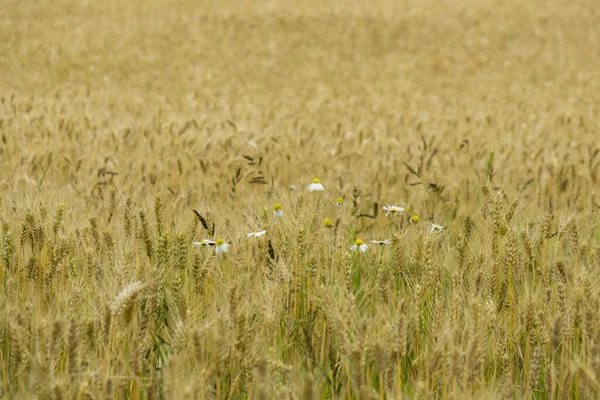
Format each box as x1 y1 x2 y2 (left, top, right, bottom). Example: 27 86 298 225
1 0 600 398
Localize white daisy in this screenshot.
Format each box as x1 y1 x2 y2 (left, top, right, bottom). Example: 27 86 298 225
370 239 392 245
247 230 267 238
335 197 344 207
350 238 368 253
215 239 230 255
192 239 216 246
273 203 284 218
307 178 324 191
430 223 446 233
382 205 404 216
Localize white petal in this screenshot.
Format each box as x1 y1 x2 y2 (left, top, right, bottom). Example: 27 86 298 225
215 243 230 255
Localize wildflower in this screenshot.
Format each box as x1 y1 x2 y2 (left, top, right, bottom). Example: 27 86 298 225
430 223 446 233
192 239 216 246
382 205 404 216
335 197 344 207
247 230 267 238
350 238 368 253
323 218 333 228
273 203 284 218
215 239 230 255
411 215 420 224
371 239 392 245
307 178 324 191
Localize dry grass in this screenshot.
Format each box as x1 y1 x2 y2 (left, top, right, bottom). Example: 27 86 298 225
1 0 600 398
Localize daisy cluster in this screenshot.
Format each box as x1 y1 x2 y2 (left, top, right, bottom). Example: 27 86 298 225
192 178 445 255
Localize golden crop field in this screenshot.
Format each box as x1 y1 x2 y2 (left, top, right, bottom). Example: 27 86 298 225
1 0 600 398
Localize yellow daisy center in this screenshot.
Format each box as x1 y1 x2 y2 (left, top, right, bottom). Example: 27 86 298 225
336 197 343 203
273 203 283 211
216 239 225 246
312 178 320 184
355 239 364 246
411 215 420 223
323 218 333 227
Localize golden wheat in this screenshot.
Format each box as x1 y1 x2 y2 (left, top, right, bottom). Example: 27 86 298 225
1 0 600 398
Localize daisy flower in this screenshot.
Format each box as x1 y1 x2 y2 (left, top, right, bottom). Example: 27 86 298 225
335 197 344 207
273 203 284 218
192 239 216 246
370 239 392 245
307 178 324 191
411 215 421 224
215 239 230 255
323 218 333 228
350 238 368 253
247 230 267 238
430 223 446 233
382 205 404 216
